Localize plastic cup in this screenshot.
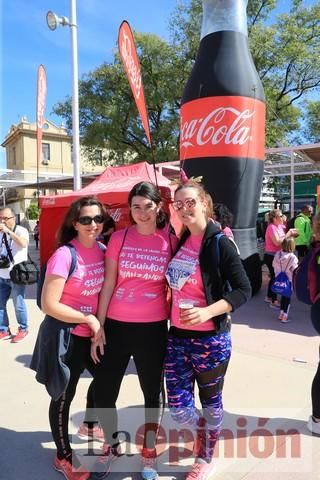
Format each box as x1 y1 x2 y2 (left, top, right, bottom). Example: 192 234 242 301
178 299 194 322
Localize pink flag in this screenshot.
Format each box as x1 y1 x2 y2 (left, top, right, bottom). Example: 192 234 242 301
118 21 151 146
36 65 47 171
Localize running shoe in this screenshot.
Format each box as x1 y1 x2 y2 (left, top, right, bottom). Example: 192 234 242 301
77 423 104 442
90 443 119 479
53 455 90 480
0 329 11 341
11 328 28 343
185 460 216 480
141 448 158 480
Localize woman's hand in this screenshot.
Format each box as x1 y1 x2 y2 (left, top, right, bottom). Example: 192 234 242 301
91 337 105 364
287 228 299 238
179 306 212 326
86 315 103 343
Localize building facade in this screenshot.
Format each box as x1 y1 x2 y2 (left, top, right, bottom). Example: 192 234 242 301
1 117 105 216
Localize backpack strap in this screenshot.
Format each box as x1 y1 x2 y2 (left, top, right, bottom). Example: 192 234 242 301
65 243 77 279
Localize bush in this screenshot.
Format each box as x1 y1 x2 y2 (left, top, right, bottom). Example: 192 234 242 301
27 203 39 220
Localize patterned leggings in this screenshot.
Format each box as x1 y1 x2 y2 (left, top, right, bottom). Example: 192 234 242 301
165 332 231 462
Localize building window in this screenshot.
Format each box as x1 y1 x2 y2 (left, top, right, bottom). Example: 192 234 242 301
12 146 16 165
42 143 50 165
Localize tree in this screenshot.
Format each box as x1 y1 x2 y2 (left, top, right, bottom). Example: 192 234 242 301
54 0 320 164
26 202 39 220
54 33 183 165
169 0 320 147
303 100 320 142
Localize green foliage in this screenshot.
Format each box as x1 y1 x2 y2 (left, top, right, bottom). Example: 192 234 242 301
53 0 320 165
26 203 39 220
303 100 320 142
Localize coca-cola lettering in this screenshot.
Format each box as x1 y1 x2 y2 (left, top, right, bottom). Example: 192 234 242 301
180 96 265 160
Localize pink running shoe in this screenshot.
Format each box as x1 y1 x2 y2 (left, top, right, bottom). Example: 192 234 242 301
90 443 119 479
11 328 28 343
141 448 158 480
185 461 216 480
0 330 11 341
77 423 105 442
53 456 90 480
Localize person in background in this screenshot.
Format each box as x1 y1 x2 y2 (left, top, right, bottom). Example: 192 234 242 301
34 220 40 249
91 181 177 480
295 205 313 260
0 207 30 342
99 214 116 247
272 237 298 323
263 209 298 309
213 203 234 239
165 181 251 480
307 212 320 435
31 196 106 480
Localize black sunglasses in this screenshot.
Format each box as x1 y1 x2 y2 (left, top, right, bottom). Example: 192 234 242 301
78 215 104 225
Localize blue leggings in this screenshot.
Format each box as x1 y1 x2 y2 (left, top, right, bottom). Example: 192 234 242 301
165 332 231 462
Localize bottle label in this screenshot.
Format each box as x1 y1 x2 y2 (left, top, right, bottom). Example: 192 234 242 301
180 96 265 160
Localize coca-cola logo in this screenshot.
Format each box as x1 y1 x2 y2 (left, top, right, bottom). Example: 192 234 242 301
110 208 122 222
181 107 254 149
120 31 142 100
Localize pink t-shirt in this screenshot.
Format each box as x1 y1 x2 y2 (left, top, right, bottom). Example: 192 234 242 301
166 234 215 332
46 239 105 337
265 224 286 253
106 226 177 322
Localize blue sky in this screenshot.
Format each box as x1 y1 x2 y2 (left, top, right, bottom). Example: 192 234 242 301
1 0 318 169
1 0 176 168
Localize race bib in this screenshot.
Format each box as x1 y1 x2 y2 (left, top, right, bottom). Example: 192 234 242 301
165 256 198 291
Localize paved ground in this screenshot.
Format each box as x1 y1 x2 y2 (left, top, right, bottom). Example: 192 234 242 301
0 241 319 480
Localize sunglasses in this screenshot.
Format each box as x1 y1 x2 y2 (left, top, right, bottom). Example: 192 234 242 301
0 216 14 221
172 198 197 211
78 215 104 225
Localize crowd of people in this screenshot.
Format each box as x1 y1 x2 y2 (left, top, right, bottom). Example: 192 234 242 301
1 184 319 480
263 205 314 322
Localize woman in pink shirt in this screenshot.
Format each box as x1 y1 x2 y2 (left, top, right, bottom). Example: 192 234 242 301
91 182 177 480
263 209 297 308
31 196 106 480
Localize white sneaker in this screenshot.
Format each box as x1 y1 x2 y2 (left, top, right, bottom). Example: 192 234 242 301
307 416 320 435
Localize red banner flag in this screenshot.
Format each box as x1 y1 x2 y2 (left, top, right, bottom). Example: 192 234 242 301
118 21 151 146
36 65 47 172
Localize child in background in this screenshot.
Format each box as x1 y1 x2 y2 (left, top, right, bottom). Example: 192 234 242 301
272 237 298 323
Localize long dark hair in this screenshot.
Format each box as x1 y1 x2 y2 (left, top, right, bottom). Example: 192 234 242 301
128 181 167 229
213 203 234 229
57 196 106 246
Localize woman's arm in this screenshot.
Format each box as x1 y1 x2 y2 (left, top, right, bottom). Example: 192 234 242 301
41 274 101 340
96 257 118 326
91 257 118 363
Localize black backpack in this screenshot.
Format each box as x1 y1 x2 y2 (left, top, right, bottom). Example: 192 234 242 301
286 213 304 233
37 244 77 310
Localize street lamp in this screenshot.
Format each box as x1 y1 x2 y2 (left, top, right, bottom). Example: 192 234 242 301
46 0 81 190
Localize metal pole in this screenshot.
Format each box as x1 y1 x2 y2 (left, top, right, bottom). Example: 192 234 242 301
290 150 294 217
70 0 81 190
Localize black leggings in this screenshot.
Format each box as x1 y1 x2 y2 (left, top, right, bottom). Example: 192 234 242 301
312 345 320 419
280 296 291 314
263 253 277 302
93 319 168 451
49 334 96 460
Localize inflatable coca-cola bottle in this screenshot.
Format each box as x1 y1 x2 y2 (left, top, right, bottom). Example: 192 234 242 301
180 0 265 294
